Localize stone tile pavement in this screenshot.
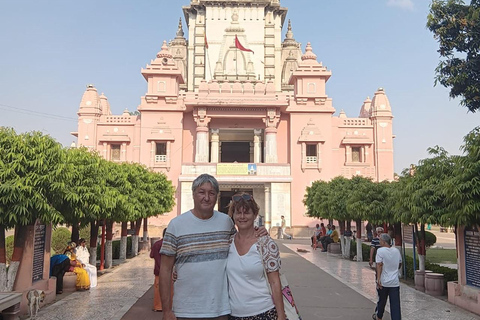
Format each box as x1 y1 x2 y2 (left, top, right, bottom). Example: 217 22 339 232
285 243 480 320
31 240 480 320
33 253 154 320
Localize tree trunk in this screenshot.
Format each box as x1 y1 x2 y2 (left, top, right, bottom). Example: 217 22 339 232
7 225 28 291
143 218 148 242
0 226 6 291
132 218 142 256
89 221 99 266
356 220 363 262
419 224 426 271
394 222 402 247
414 223 425 271
71 222 80 243
120 222 128 261
105 220 113 269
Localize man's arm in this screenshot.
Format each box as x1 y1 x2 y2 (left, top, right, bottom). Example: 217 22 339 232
376 262 383 288
160 254 176 320
369 247 375 266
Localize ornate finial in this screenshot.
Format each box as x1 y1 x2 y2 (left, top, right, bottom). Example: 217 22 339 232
176 18 184 38
286 19 293 39
157 40 173 59
301 42 317 61
378 87 384 91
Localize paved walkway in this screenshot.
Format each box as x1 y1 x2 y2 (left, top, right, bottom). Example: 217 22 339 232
32 240 480 320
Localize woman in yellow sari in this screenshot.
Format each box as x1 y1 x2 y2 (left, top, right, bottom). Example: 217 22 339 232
64 242 90 291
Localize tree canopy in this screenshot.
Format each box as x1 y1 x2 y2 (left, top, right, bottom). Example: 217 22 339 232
427 0 480 112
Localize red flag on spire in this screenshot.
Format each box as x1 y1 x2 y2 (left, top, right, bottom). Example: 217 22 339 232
235 35 254 54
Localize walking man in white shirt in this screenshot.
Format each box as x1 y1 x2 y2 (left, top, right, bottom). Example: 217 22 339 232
374 233 402 320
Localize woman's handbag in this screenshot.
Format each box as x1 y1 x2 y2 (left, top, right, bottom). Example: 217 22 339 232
259 240 302 320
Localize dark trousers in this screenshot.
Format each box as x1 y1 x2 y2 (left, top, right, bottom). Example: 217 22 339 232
321 237 333 251
51 259 71 293
376 286 401 320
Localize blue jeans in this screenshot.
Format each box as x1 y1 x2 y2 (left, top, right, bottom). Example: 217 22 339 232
376 286 401 320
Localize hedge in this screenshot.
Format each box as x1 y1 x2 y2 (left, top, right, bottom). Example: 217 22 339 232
51 227 72 255
96 236 132 260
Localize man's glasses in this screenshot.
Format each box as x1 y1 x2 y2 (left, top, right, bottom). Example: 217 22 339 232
232 194 253 202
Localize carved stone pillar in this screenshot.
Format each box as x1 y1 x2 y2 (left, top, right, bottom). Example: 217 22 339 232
254 129 262 163
345 145 351 163
103 142 107 159
263 108 279 163
210 129 219 163
194 107 211 163
150 141 156 167
265 127 278 163
121 142 127 161
264 185 272 232
195 127 209 163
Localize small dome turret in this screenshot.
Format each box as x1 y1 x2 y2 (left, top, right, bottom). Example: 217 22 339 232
359 96 372 118
371 88 392 114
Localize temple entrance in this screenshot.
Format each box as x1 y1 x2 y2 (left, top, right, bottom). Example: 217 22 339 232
218 188 254 214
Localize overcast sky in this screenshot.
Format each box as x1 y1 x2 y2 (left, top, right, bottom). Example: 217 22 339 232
1 0 478 174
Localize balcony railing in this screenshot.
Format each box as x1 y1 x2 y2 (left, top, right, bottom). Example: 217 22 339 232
306 156 317 164
155 155 167 162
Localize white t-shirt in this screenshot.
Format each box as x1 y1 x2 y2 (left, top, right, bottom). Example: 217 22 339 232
160 210 235 318
227 237 280 317
376 246 402 287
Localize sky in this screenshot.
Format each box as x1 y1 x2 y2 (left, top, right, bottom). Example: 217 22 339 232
0 0 478 174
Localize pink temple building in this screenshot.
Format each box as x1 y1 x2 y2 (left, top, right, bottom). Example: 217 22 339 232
72 0 394 234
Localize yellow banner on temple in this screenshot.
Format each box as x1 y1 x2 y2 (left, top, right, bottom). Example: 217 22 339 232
217 163 249 175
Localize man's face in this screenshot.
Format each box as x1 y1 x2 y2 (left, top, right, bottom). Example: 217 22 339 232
193 182 218 213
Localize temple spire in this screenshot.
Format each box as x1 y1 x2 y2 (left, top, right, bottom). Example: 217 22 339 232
176 18 184 39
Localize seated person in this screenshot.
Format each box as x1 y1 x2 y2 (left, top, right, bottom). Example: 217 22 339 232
50 254 77 294
64 242 90 291
311 223 327 249
321 225 339 252
311 224 321 248
318 224 332 249
75 238 97 288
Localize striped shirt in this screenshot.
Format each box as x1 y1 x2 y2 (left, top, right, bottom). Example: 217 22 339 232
160 210 235 318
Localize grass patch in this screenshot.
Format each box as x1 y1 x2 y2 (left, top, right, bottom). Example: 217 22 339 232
404 247 457 264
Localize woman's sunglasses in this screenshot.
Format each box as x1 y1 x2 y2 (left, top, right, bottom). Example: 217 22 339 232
232 194 253 202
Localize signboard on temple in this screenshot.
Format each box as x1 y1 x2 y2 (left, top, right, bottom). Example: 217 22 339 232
217 163 257 175
465 226 480 288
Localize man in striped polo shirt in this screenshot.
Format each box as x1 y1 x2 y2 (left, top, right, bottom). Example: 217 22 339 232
160 174 266 320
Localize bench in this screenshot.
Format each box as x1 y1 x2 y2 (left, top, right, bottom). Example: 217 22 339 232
327 242 341 254
0 292 22 320
63 272 77 292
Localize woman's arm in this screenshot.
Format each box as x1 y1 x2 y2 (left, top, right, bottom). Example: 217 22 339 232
267 271 286 320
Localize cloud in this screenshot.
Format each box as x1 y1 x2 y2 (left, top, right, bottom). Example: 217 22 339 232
387 0 414 10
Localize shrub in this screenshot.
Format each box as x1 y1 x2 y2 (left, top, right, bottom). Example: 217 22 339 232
416 230 437 248
6 235 14 265
51 227 72 255
403 253 457 289
96 236 132 260
349 240 371 261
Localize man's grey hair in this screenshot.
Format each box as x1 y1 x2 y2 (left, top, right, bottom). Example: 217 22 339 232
379 233 391 245
192 174 219 194
376 227 384 234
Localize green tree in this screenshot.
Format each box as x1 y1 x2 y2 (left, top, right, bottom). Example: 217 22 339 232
0 128 70 291
427 0 480 112
445 126 480 226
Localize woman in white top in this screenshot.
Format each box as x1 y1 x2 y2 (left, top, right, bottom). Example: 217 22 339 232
75 238 98 288
226 193 285 320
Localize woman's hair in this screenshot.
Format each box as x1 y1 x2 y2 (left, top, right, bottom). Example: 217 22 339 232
227 192 260 218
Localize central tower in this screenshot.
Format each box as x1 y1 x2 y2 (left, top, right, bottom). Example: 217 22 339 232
182 0 288 91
